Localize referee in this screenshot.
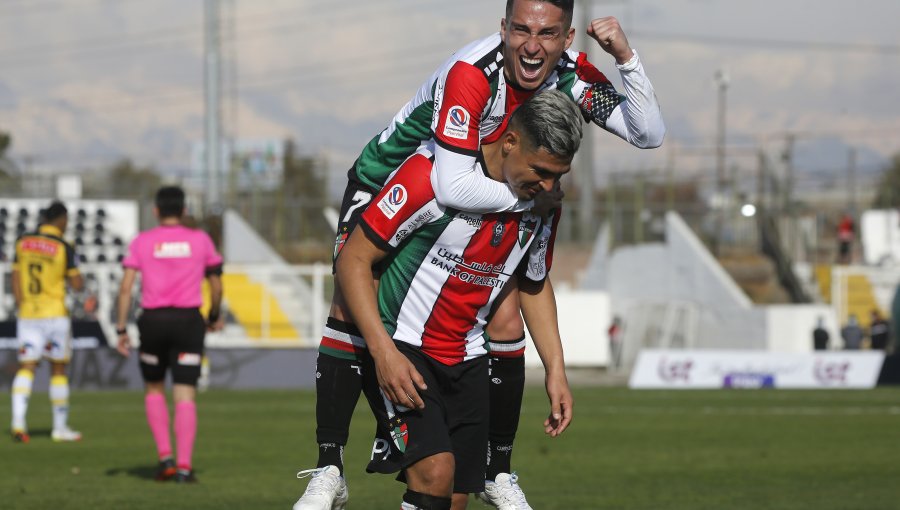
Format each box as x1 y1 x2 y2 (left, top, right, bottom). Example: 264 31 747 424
115 186 223 483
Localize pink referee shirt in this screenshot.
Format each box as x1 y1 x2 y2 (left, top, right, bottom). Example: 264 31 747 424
122 225 223 309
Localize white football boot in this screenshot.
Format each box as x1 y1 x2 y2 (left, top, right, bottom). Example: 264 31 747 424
477 472 534 510
293 465 349 510
51 427 82 442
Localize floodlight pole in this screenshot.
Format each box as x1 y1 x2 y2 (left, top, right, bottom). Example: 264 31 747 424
713 69 729 256
204 0 222 213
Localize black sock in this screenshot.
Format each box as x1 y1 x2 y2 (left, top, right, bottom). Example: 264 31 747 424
486 354 525 481
314 318 365 474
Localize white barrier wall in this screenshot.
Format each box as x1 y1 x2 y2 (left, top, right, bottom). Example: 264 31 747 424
765 305 839 352
630 349 885 389
523 290 610 368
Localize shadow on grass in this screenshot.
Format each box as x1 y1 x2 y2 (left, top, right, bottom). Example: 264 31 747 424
104 465 160 481
105 465 204 482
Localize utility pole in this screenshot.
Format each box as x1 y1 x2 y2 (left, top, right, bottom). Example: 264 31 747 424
713 69 729 256
848 147 857 216
204 0 222 213
575 0 595 243
574 0 630 242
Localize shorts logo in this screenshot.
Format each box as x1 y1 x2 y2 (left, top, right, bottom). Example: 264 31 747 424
333 232 349 260
377 184 407 219
178 352 202 366
140 352 160 365
389 416 409 453
491 377 502 385
442 106 470 140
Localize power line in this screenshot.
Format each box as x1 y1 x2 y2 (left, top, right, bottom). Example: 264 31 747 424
632 31 900 55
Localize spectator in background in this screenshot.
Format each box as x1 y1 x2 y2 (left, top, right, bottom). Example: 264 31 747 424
812 317 829 351
608 316 624 369
841 314 864 350
836 213 855 265
869 310 890 351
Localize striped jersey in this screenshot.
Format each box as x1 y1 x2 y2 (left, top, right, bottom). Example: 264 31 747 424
350 32 663 213
13 225 80 319
359 147 559 366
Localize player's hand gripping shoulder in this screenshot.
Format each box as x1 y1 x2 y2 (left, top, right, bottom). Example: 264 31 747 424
587 16 634 65
544 368 573 437
532 182 564 219
372 348 428 411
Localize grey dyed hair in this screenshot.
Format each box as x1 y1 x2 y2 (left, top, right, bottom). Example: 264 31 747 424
509 89 583 159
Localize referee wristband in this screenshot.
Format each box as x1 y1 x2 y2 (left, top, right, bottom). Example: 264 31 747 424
116 327 127 336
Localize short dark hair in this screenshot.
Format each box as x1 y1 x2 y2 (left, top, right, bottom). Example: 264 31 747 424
43 201 68 223
155 186 186 218
508 89 583 160
506 0 574 27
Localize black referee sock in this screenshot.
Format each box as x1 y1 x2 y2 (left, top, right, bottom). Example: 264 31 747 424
316 442 344 474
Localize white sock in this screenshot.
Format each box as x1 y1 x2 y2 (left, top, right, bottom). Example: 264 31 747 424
400 503 418 510
50 375 70 431
11 369 34 432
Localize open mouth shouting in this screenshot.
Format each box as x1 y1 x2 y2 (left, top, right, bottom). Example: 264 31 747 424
519 55 545 82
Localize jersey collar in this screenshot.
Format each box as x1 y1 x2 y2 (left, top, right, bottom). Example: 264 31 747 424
38 224 63 237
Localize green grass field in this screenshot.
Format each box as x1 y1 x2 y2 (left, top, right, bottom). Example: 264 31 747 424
2 387 900 509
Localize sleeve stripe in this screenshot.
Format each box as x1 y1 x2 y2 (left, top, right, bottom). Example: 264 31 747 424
434 137 479 157
360 221 393 252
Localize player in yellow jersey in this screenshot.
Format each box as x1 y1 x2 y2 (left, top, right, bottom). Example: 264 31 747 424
10 201 84 443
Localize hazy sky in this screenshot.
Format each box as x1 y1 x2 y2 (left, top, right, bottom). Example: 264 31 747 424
1 0 897 197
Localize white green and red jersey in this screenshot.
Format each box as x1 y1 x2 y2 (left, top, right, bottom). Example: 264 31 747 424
359 146 559 366
350 32 665 213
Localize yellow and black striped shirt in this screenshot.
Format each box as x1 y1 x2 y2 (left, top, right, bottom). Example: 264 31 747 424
13 225 80 319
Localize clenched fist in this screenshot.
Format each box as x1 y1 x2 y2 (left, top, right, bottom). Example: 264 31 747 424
587 16 634 65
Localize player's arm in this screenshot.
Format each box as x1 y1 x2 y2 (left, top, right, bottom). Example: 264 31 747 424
206 273 223 331
576 17 665 148
115 268 137 357
67 273 84 292
10 268 22 308
431 62 533 213
518 276 572 437
336 228 427 410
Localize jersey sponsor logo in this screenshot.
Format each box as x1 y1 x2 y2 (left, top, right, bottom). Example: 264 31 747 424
153 242 192 259
178 352 202 366
456 212 482 229
442 105 470 140
377 184 407 219
395 210 436 244
490 222 505 247
20 239 59 256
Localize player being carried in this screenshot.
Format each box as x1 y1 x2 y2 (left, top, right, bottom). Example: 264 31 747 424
294 1 665 508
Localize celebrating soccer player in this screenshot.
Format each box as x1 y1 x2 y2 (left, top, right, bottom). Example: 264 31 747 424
294 1 664 508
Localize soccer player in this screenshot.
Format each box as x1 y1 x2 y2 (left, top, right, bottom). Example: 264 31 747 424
10 201 84 443
340 89 578 510
294 0 665 507
115 186 224 483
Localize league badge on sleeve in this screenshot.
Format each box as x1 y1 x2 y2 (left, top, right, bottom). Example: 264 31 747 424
377 184 408 219
442 106 471 140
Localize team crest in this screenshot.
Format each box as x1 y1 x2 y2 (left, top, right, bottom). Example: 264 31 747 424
490 222 505 247
518 219 537 247
333 232 349 260
389 416 409 453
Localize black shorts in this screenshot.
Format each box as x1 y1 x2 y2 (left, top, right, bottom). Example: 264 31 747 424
362 342 489 494
332 178 379 272
137 307 206 386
